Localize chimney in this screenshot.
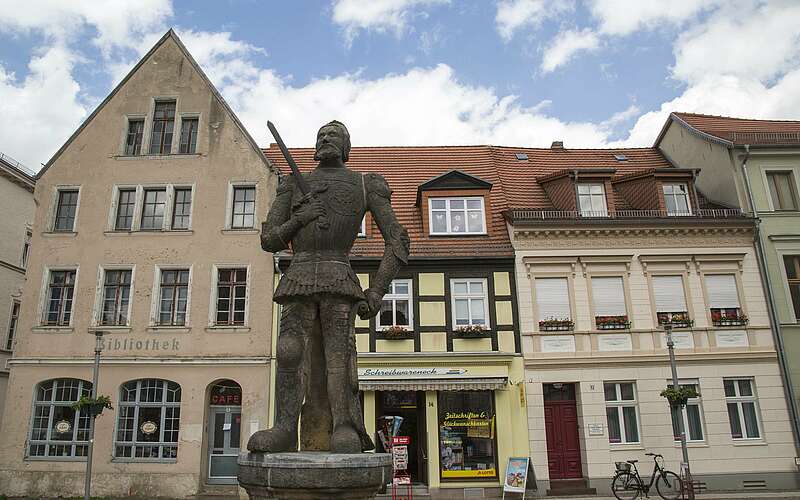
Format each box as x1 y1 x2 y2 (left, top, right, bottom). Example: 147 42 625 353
551 141 564 149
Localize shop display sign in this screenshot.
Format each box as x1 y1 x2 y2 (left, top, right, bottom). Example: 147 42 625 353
503 457 530 493
391 436 411 485
359 367 468 379
54 420 72 434
140 421 158 435
439 391 498 480
209 384 242 406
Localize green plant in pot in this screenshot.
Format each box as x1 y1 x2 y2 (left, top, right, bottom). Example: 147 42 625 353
72 394 113 417
660 386 699 407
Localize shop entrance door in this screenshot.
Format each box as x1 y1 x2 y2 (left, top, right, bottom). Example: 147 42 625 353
543 383 582 480
206 380 242 485
376 391 427 484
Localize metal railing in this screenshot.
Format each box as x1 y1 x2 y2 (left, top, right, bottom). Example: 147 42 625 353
731 131 800 144
0 152 36 177
508 208 745 221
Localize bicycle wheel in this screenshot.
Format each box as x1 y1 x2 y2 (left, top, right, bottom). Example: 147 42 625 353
611 472 642 500
655 470 682 500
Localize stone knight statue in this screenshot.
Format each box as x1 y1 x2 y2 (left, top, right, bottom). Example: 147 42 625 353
248 120 409 454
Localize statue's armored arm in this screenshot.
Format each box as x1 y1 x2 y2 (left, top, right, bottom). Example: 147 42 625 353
261 178 304 252
365 173 410 298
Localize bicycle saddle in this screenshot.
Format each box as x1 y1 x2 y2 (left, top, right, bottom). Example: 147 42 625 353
626 460 638 464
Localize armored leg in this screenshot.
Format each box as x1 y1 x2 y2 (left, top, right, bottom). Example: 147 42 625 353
247 302 315 453
300 317 332 451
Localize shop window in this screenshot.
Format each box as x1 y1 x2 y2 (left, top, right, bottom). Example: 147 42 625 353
429 197 485 235
379 279 413 329
784 255 800 320
653 275 691 327
705 274 746 326
724 378 761 440
100 269 132 326
604 382 639 444
438 391 497 480
27 378 92 458
577 183 607 217
669 381 704 442
663 183 692 215
115 379 181 460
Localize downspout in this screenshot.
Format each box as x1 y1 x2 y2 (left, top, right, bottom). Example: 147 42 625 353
739 144 800 452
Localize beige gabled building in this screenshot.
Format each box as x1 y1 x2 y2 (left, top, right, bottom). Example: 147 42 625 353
0 153 35 431
0 31 278 498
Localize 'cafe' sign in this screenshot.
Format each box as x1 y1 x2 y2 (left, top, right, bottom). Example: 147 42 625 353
209 384 242 406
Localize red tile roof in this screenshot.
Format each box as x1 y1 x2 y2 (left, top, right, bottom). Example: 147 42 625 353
672 112 800 146
264 144 671 258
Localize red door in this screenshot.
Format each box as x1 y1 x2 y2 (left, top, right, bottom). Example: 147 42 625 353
544 385 582 479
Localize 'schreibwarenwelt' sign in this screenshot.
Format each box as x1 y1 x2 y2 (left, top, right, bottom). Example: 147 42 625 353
358 367 468 379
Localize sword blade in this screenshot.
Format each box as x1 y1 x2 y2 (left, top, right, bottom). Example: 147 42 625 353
267 121 310 195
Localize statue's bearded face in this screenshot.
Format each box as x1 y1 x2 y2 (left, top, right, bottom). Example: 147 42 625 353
315 125 346 161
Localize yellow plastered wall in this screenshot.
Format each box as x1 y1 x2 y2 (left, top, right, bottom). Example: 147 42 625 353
498 331 515 352
363 391 376 441
356 333 369 353
420 302 446 326
496 301 513 325
419 272 445 296
494 272 511 296
426 391 441 489
356 273 370 329
421 332 447 351
452 337 492 351
376 339 415 353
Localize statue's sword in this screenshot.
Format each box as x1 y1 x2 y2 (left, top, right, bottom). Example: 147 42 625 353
267 121 329 229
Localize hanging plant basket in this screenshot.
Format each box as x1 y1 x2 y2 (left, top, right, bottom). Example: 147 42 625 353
72 395 113 417
660 386 699 407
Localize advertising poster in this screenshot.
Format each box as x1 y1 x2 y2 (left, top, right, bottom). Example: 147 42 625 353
503 457 530 493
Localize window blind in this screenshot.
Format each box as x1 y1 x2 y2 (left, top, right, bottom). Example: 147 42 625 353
592 277 626 316
535 278 571 320
653 276 687 312
705 274 740 308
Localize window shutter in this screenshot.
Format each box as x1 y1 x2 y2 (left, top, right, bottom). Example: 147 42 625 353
653 276 687 312
535 278 571 320
706 274 740 308
592 277 626 315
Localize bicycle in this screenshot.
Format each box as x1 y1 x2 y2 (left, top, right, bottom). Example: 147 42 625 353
611 452 683 500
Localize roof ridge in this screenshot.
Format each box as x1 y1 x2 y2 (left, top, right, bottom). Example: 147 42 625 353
675 111 800 124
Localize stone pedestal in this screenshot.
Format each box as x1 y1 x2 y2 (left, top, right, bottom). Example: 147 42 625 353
237 451 392 500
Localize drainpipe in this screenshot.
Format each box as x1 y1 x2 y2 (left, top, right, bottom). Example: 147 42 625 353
739 144 800 453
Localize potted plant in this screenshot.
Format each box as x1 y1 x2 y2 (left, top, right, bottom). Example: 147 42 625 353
72 394 113 417
453 325 491 339
382 325 413 340
539 318 574 332
657 311 694 328
660 386 699 407
711 308 749 327
595 315 630 330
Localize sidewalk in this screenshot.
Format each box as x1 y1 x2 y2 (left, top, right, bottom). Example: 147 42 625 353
558 493 800 500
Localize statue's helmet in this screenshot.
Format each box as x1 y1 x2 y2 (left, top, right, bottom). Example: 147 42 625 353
314 120 351 162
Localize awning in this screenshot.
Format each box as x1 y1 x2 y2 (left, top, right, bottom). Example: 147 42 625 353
358 377 507 391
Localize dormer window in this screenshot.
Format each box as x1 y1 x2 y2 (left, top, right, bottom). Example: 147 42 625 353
663 183 691 216
577 184 608 217
429 197 485 235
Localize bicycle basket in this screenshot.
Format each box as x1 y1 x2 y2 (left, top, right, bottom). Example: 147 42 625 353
615 462 631 472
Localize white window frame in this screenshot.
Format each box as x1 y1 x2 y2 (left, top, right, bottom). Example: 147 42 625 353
4 300 20 351
450 278 490 328
577 183 608 217
378 279 413 330
150 265 193 327
724 378 762 440
225 182 258 230
534 276 572 323
27 378 93 460
668 379 705 443
92 266 135 328
428 196 486 235
39 267 79 327
663 183 692 216
604 381 640 444
357 216 366 237
113 378 181 462
208 264 251 327
50 186 81 232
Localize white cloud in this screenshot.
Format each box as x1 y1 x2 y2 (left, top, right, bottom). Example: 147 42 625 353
540 29 600 73
331 0 449 44
587 0 716 36
495 0 573 41
0 45 87 170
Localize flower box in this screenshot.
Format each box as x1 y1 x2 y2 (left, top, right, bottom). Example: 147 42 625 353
712 317 749 327
539 319 574 332
381 326 413 340
657 311 694 329
711 308 748 327
595 315 630 330
452 325 491 339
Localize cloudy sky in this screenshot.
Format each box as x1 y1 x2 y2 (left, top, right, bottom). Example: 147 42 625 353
1 0 799 171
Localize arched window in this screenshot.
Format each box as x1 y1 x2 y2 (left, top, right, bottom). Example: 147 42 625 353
114 379 181 461
28 378 92 458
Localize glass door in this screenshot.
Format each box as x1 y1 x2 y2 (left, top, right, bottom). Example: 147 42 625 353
208 407 241 484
